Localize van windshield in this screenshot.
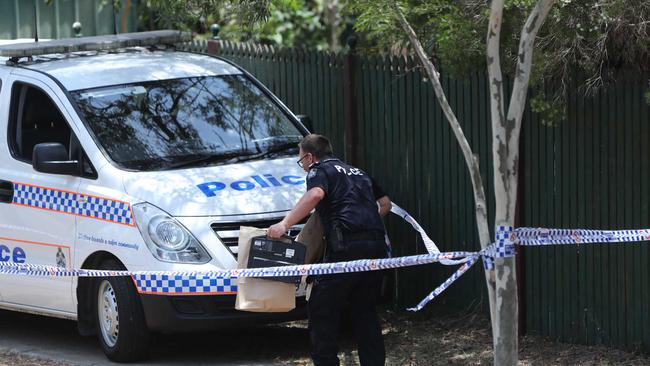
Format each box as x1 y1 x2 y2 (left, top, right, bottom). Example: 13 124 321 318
70 75 303 171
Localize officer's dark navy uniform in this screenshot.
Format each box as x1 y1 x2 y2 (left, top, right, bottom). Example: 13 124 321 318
306 156 387 366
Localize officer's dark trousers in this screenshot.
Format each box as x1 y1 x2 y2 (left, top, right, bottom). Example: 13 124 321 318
308 240 386 366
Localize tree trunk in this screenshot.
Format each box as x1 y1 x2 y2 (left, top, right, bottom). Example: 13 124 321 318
488 0 555 364
392 0 555 363
392 1 497 332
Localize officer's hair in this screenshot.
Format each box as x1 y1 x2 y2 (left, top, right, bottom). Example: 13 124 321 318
299 134 333 159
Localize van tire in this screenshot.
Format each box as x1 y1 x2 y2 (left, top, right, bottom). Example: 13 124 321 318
94 259 150 362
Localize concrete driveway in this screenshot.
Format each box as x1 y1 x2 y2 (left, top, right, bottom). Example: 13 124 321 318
0 309 312 365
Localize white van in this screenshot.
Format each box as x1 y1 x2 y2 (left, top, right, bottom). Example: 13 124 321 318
0 31 311 362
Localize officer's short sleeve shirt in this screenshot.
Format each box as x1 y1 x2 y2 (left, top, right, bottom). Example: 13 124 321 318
306 166 329 194
304 158 386 237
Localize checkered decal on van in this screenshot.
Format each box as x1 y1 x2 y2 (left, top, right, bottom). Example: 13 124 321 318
134 275 237 295
12 183 134 226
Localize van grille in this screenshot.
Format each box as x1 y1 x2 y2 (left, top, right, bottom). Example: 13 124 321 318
211 218 305 259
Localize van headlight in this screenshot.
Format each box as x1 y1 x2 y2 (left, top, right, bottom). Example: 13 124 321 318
132 203 211 264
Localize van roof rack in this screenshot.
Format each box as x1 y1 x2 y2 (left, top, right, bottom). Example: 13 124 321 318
0 30 191 59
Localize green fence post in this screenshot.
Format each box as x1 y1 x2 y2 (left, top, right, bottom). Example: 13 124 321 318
207 23 220 55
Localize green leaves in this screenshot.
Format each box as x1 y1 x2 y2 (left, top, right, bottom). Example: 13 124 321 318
139 0 341 50
347 0 401 48
251 1 318 46
138 0 223 31
530 93 566 127
348 0 485 75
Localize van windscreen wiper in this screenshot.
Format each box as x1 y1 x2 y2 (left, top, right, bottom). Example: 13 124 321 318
152 136 301 170
161 151 253 170
232 135 301 163
236 141 299 162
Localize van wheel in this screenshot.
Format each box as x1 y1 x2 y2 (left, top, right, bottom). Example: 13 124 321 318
94 259 150 362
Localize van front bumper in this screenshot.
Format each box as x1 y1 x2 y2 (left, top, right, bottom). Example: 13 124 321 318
140 294 307 332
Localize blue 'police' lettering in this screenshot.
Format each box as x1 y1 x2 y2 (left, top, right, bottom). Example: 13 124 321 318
263 174 282 187
197 182 226 197
0 245 26 263
0 245 9 261
13 247 25 263
197 173 305 197
281 175 305 185
251 175 270 188
231 181 255 191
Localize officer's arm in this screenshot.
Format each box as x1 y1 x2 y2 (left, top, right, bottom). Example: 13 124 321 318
267 187 325 238
377 195 392 217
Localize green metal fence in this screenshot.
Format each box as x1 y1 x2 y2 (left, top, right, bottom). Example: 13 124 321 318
521 78 650 348
353 54 494 309
184 40 650 350
0 0 138 40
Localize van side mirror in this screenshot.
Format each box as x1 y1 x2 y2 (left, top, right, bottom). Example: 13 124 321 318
296 115 314 133
32 143 80 176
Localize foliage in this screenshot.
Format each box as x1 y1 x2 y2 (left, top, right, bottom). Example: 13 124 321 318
529 92 565 127
137 0 224 33
138 0 650 111
349 0 485 75
224 0 333 49
137 0 348 50
349 0 650 122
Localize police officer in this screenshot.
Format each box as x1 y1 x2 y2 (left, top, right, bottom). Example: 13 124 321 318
268 134 391 366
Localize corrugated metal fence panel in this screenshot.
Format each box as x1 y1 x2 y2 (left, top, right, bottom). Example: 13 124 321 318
354 55 493 307
522 76 650 350
0 0 138 40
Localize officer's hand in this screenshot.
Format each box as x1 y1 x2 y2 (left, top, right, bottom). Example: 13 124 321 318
267 222 287 239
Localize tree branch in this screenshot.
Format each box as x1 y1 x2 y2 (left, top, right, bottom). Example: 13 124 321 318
487 0 506 218
391 1 497 346
391 2 489 252
500 0 555 223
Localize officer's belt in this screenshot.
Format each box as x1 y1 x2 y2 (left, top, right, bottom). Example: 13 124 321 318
334 230 384 242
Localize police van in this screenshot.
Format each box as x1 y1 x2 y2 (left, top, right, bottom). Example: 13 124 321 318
0 31 311 362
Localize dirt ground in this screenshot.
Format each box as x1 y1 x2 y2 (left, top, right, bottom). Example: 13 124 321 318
375 307 650 366
276 305 650 366
1 305 650 366
0 352 69 366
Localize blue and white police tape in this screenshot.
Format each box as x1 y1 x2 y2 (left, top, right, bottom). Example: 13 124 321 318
0 250 478 279
480 226 517 270
4 202 650 311
406 256 480 311
477 225 650 269
409 225 650 310
390 204 469 265
0 250 484 304
513 227 650 246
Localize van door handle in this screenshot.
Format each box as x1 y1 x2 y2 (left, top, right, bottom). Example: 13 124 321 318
0 180 14 203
